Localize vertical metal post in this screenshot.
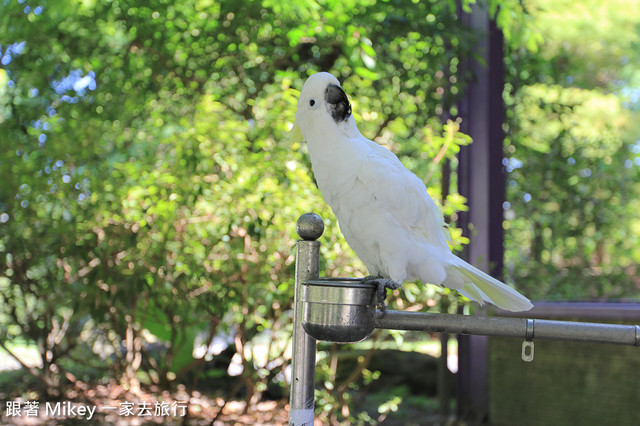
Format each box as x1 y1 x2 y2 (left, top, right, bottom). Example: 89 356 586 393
289 213 324 425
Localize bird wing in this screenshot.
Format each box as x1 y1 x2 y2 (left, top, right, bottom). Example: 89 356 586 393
353 135 451 249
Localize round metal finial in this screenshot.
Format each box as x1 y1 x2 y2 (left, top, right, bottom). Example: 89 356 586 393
296 213 324 241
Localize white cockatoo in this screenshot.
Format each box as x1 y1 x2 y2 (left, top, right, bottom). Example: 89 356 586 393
290 72 532 312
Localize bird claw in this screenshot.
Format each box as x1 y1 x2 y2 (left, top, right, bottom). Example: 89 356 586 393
362 276 401 311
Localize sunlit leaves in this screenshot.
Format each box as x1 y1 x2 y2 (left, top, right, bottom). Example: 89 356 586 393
513 85 628 158
0 0 540 414
503 1 640 299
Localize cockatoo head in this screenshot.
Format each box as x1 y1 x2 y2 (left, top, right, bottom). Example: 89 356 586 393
289 72 353 143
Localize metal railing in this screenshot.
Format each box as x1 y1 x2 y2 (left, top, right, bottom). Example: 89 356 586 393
288 213 640 425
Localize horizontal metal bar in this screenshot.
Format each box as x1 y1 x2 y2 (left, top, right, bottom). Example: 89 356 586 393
496 301 640 321
375 310 640 346
532 319 640 345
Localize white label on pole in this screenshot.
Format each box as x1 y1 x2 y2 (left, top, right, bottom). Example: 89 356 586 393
289 408 314 425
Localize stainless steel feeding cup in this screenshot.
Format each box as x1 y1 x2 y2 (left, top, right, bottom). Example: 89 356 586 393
301 278 377 343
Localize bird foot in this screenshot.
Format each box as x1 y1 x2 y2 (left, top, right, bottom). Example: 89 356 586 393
362 276 402 311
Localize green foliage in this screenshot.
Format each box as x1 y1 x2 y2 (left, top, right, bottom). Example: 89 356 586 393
4 0 636 420
0 0 478 415
503 0 640 299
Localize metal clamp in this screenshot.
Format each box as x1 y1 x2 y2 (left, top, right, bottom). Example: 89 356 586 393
521 319 535 362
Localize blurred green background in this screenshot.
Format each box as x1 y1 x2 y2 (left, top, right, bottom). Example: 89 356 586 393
1 0 639 424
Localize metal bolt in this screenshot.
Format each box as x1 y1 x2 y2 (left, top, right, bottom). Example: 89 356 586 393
296 213 324 241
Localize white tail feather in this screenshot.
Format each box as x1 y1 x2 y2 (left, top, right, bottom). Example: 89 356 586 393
451 259 533 312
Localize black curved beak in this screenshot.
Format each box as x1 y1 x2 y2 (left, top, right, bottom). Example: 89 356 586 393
325 84 352 123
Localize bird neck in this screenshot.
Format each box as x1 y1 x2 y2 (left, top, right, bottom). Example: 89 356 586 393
305 116 361 159
305 118 367 202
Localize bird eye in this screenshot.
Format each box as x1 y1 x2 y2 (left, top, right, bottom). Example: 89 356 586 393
309 99 316 107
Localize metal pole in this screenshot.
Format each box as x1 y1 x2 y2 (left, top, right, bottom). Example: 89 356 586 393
375 311 640 346
289 213 324 425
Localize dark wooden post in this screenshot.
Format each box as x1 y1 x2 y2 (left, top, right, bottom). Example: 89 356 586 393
456 0 506 421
